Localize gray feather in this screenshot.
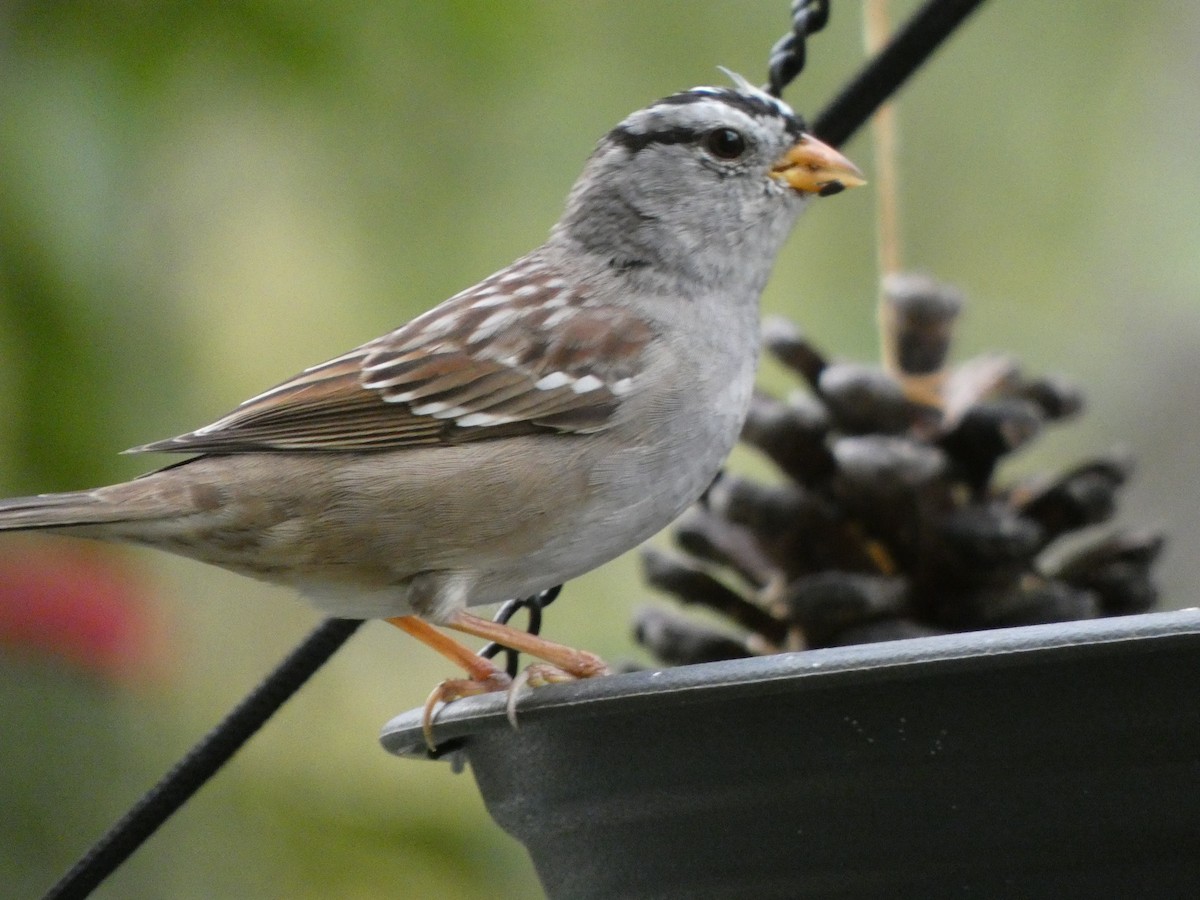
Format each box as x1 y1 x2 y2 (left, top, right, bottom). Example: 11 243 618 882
0 491 122 531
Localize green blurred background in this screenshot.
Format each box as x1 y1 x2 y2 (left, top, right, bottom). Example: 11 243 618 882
2 2 1197 897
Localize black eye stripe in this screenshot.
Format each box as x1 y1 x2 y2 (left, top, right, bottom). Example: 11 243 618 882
607 125 705 154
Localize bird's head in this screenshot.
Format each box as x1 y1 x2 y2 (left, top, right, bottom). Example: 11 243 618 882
556 74 864 283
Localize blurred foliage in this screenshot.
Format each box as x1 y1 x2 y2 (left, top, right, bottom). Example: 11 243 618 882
1 2 1198 897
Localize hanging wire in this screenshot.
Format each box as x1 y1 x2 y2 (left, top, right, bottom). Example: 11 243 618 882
765 0 830 97
479 585 563 677
865 0 908 382
864 0 903 281
813 0 990 147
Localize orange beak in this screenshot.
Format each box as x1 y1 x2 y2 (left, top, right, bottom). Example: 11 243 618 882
771 134 866 196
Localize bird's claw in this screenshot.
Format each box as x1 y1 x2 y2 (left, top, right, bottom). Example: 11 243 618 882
504 653 613 728
505 663 578 729
421 670 512 751
421 649 613 750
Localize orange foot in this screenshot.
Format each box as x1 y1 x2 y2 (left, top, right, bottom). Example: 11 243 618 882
388 611 611 749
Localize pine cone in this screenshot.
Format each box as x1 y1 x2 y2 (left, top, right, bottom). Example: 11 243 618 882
636 274 1165 665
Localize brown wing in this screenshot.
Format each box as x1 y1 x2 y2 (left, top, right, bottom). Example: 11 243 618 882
130 254 655 455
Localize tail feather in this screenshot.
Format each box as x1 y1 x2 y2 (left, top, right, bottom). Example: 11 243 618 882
0 491 130 532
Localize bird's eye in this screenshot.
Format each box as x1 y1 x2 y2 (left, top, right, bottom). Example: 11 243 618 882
703 128 747 160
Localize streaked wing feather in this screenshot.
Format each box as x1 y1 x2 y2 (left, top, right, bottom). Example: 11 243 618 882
130 254 653 455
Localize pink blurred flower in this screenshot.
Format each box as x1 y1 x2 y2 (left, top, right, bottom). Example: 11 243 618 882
0 540 170 683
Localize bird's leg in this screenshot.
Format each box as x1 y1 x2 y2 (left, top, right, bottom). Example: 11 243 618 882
444 608 612 732
387 604 612 749
442 609 611 680
387 614 510 683
387 615 513 748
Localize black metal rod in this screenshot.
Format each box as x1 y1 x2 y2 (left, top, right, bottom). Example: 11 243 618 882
41 617 364 900
813 0 991 147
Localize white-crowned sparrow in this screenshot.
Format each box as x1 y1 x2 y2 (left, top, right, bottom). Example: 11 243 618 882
0 77 861 711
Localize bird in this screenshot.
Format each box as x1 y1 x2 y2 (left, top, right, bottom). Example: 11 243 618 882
0 75 862 728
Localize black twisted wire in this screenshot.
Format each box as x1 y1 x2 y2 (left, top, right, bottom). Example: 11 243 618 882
479 584 562 676
765 0 830 97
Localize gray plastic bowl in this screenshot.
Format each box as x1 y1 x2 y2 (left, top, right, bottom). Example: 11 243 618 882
381 609 1200 899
